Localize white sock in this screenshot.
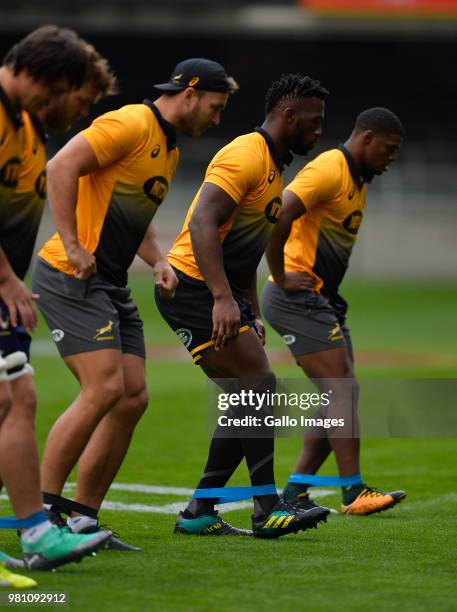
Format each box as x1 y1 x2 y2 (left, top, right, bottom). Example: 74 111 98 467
21 520 53 543
67 515 98 533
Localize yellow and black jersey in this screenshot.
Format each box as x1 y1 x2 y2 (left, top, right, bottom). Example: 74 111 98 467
40 100 179 286
168 128 289 291
3 112 47 279
283 145 367 301
0 85 23 225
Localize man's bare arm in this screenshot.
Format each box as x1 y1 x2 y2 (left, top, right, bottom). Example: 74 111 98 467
266 189 315 292
188 183 238 350
46 135 100 279
137 222 178 298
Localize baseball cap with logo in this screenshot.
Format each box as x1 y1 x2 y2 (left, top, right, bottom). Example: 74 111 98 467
154 58 232 94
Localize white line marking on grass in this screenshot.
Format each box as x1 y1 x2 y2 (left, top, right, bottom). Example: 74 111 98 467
64 483 196 496
63 483 335 514
0 485 337 516
101 501 253 514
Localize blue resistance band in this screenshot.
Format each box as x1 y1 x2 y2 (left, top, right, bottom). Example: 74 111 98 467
193 484 277 504
0 510 47 529
288 473 363 487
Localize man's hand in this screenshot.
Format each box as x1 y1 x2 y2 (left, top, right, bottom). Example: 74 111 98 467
0 275 39 332
155 260 178 299
254 316 266 346
278 271 315 293
67 244 96 280
212 295 241 351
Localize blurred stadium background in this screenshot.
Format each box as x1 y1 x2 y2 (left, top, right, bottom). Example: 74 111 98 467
1 0 456 281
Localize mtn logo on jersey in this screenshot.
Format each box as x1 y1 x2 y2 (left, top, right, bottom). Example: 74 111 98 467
348 186 355 200
265 197 282 224
343 210 363 235
0 157 20 188
143 176 169 206
176 328 192 348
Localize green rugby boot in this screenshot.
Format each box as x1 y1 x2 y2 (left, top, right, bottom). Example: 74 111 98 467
174 512 252 536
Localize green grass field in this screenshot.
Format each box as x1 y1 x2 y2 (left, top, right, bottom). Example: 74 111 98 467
1 276 456 611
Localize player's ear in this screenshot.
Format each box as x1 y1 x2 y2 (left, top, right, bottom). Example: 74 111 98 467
183 87 196 104
282 105 295 124
362 129 375 145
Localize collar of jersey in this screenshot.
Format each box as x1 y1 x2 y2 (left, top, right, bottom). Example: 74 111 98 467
143 99 177 151
254 127 292 174
338 143 373 186
0 84 23 130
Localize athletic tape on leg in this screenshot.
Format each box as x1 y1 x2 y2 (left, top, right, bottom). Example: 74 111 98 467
193 484 277 503
288 473 363 487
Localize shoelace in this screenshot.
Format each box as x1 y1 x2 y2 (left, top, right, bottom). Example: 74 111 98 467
360 487 385 498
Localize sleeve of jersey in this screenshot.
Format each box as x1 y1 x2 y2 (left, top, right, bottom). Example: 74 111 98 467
204 145 262 205
286 158 340 212
80 110 144 168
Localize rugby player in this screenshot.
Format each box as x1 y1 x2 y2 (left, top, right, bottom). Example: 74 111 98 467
156 74 331 538
263 107 407 515
31 59 238 549
0 27 112 582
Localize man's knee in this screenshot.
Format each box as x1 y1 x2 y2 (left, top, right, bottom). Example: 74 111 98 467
113 386 149 425
11 375 37 417
83 375 124 414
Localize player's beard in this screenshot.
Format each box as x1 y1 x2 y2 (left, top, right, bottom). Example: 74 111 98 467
290 121 315 156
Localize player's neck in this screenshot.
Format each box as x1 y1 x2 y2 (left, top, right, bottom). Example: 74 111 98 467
260 119 290 161
152 96 181 129
343 137 363 169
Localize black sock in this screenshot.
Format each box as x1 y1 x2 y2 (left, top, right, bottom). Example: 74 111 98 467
283 482 309 502
342 483 365 505
184 435 244 518
242 436 279 519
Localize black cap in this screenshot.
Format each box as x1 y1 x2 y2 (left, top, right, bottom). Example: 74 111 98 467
154 58 231 94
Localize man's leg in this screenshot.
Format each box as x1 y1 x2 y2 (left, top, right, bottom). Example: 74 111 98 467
73 353 148 510
0 375 42 517
0 373 112 570
294 346 359 478
178 329 329 537
40 348 124 497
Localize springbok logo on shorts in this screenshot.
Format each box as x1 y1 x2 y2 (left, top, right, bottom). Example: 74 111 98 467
328 323 343 341
52 329 64 342
94 320 114 341
283 334 296 345
176 328 192 348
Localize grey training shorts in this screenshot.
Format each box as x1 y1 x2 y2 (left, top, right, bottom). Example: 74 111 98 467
261 280 353 360
32 258 145 359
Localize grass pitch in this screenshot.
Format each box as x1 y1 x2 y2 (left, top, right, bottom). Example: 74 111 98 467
0 276 456 611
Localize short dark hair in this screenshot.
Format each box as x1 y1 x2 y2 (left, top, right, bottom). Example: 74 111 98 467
265 73 329 116
3 25 87 89
354 107 405 137
83 42 119 97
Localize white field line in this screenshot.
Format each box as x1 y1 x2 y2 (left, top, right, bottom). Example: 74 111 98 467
0 484 336 516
